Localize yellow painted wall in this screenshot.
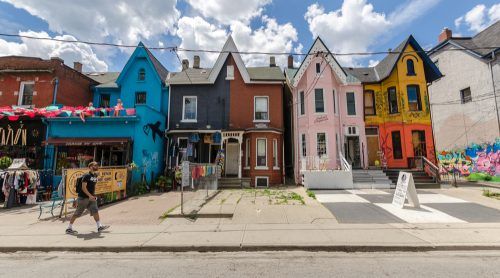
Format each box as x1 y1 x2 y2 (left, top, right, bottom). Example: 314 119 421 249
364 44 432 126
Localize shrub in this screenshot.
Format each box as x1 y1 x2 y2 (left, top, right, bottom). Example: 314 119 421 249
0 156 12 169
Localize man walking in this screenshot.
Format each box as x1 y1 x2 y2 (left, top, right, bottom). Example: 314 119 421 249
66 162 109 234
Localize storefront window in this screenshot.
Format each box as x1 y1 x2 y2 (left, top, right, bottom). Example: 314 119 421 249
55 146 95 175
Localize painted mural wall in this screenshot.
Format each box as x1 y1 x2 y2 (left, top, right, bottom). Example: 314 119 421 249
437 139 500 177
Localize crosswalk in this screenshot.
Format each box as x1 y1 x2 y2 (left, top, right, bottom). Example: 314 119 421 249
314 189 500 224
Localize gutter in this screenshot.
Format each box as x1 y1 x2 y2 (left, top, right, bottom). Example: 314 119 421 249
488 51 500 137
52 78 59 105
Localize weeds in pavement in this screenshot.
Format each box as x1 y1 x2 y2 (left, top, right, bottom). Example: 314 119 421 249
483 189 500 200
306 190 316 199
159 205 180 219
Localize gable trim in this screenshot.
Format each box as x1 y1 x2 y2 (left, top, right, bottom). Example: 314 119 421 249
116 43 163 86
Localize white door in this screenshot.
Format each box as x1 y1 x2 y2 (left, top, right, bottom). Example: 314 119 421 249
225 143 239 175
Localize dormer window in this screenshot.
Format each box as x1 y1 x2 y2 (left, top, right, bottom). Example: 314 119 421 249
406 59 415 76
138 68 146 81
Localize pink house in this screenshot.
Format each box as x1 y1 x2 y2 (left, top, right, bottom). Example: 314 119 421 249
285 37 367 184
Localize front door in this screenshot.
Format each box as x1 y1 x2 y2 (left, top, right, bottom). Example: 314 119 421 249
225 143 239 176
412 130 427 157
345 136 361 169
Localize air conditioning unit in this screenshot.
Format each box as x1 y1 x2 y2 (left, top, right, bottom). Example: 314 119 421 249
344 126 359 136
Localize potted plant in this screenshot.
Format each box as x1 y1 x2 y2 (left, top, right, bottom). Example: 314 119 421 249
156 175 169 192
0 156 12 169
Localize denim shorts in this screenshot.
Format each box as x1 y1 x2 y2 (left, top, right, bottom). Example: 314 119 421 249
74 197 99 217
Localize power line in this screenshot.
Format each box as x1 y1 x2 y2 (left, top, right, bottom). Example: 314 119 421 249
1 32 499 57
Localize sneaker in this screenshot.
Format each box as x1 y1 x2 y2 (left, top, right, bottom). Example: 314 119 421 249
97 225 110 233
65 228 77 235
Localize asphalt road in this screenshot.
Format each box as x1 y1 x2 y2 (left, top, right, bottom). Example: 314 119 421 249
0 251 499 277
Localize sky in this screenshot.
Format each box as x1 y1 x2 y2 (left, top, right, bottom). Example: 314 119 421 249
0 0 499 72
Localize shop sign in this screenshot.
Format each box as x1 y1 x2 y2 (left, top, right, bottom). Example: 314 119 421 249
314 115 328 123
392 171 420 208
65 167 127 199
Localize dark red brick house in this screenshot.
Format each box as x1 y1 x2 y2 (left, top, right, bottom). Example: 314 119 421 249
0 56 96 168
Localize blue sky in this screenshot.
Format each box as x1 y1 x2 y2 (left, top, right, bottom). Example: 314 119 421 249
0 0 499 72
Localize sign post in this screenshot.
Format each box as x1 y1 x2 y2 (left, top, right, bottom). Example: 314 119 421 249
392 171 420 209
181 161 190 214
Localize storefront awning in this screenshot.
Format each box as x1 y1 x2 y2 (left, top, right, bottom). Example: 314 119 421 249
44 137 131 146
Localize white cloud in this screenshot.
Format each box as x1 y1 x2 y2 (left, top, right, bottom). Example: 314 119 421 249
0 31 108 72
0 0 180 45
177 3 300 68
304 0 440 66
455 3 500 32
185 0 271 25
368 59 380 67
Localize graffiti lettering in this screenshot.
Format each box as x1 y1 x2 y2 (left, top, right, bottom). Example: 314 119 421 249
438 139 500 176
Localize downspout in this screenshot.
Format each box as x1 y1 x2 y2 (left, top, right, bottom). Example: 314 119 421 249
488 51 500 137
52 77 59 105
41 118 50 170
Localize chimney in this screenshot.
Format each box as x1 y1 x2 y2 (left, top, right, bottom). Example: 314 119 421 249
193 55 200 69
270 56 276 67
287 55 294 69
182 59 189 71
439 27 452 43
73 61 83 72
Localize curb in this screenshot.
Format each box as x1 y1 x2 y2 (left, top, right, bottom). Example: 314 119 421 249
1 245 500 253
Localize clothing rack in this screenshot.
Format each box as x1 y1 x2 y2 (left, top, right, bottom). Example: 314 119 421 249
1 164 40 209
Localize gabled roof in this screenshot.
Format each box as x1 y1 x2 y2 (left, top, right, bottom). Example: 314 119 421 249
85 72 120 88
291 37 348 88
347 35 442 83
167 36 284 85
429 20 500 58
116 42 169 86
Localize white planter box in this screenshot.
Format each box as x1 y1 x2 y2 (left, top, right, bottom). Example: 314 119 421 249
301 170 353 189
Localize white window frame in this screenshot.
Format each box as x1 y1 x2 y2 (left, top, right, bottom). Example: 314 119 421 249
333 89 338 115
316 132 328 158
314 88 326 114
301 134 307 158
254 96 270 123
346 92 356 116
255 176 269 188
298 91 305 116
226 65 234 80
182 96 198 122
18 81 35 106
244 138 250 170
273 139 279 170
255 138 268 170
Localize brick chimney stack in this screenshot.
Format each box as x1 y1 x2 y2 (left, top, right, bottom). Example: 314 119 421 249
439 27 452 43
73 61 83 72
193 55 200 69
182 59 189 71
288 55 294 69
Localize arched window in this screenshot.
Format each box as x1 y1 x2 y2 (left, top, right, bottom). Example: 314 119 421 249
406 59 415 76
138 68 145 81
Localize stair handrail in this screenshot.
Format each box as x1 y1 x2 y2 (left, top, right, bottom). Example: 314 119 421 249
339 153 351 172
422 156 440 183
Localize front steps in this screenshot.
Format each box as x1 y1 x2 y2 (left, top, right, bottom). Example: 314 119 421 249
383 169 440 189
352 169 394 189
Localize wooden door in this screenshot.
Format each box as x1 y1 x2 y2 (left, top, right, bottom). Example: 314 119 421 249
225 143 239 176
367 136 380 167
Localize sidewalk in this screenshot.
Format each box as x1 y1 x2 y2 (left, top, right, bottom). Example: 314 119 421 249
1 222 499 252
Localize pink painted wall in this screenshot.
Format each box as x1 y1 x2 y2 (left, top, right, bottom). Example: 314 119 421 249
292 56 367 182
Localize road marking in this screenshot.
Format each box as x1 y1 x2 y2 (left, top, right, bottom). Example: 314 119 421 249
347 189 390 195
417 194 469 204
316 194 370 203
375 203 467 223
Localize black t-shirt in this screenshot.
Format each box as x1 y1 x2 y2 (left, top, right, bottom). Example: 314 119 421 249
78 172 98 198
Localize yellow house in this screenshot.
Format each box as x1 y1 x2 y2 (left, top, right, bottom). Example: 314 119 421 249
346 35 441 169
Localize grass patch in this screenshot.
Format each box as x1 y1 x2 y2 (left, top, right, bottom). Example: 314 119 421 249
467 173 500 182
220 198 227 205
274 192 305 205
159 204 180 219
483 189 500 200
306 189 316 199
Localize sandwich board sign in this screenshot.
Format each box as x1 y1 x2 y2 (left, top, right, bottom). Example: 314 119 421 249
392 171 420 209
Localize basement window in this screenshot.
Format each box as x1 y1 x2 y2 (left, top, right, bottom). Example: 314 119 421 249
460 87 472 104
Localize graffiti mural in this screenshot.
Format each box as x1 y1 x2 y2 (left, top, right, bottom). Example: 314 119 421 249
437 139 500 176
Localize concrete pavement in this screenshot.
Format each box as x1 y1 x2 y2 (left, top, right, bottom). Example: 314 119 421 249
1 221 500 252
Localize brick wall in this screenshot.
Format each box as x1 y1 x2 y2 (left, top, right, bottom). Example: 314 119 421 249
0 56 94 107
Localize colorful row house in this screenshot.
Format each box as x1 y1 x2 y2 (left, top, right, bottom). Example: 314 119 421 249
167 36 285 187
44 43 169 186
346 35 442 169
285 37 368 184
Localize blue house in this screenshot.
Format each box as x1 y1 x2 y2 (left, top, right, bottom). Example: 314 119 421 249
44 43 169 187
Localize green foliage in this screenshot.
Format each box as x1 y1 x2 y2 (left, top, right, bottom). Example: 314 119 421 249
0 156 12 169
467 173 500 182
306 189 316 199
131 181 148 196
483 189 500 199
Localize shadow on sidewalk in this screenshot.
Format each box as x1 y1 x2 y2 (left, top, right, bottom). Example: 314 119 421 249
69 230 110 241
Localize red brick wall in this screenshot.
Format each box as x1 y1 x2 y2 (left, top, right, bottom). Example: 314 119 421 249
0 57 94 107
242 132 283 186
227 56 284 130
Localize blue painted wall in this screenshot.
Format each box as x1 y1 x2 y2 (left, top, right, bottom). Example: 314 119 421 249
45 44 169 187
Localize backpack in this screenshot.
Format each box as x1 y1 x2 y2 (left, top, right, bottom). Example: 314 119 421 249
75 176 83 195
